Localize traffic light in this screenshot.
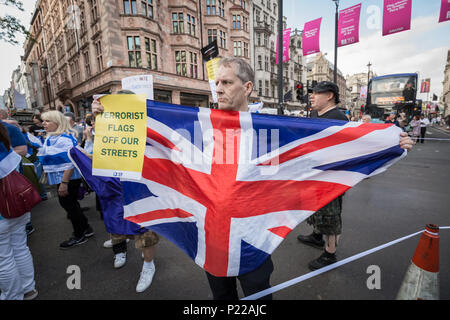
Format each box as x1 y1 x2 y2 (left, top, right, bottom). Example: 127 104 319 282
296 82 304 101
360 104 364 113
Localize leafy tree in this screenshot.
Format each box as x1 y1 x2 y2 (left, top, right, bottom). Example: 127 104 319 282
0 0 30 45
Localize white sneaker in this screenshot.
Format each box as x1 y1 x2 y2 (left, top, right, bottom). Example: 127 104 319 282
136 261 155 293
104 238 129 248
114 252 127 269
103 239 113 248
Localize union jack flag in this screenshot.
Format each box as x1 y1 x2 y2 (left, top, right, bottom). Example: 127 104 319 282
123 100 406 277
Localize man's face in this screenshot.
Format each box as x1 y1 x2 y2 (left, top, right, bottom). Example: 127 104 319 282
310 91 334 111
362 116 371 123
215 64 252 112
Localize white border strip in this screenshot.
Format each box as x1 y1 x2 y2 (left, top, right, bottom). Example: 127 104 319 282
92 167 142 180
242 226 450 300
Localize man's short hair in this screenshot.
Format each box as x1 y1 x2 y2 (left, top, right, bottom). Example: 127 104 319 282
218 57 255 84
117 89 135 94
64 111 75 121
311 81 340 104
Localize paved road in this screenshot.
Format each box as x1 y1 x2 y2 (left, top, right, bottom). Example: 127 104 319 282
27 126 450 300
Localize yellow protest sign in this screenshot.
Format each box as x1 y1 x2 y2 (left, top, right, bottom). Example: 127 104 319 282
92 94 146 180
206 57 220 80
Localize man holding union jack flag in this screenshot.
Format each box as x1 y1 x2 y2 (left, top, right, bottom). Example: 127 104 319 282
90 57 414 300
206 58 413 298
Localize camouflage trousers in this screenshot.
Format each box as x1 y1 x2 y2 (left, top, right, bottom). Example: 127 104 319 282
110 230 159 249
306 196 343 235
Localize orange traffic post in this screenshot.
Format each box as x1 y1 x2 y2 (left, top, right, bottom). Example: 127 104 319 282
396 224 439 300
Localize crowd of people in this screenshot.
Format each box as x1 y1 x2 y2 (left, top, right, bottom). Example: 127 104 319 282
1 57 416 301
0 108 156 300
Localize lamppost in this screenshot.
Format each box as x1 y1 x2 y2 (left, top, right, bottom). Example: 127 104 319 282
332 0 340 84
40 64 54 110
367 61 372 85
277 0 284 115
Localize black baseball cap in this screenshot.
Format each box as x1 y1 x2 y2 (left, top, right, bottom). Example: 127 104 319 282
311 81 340 104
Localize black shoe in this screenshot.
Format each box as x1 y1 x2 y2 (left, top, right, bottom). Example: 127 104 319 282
308 251 337 271
84 226 94 238
26 223 35 236
60 236 88 249
297 232 325 249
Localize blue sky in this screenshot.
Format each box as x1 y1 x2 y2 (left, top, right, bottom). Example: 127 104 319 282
284 0 450 101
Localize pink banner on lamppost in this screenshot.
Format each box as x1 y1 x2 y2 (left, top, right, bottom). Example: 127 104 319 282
382 0 412 36
302 18 322 56
439 0 450 23
337 3 362 47
276 28 291 64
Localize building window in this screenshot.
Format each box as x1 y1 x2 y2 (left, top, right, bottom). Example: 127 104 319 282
90 0 99 22
208 29 217 44
233 41 242 56
264 55 269 71
219 30 226 48
240 0 246 10
175 50 187 76
145 37 157 70
95 40 103 72
232 15 241 29
127 36 142 67
123 0 130 14
189 52 198 79
258 80 263 96
70 57 81 84
206 0 216 15
59 66 67 84
265 80 269 97
258 55 262 70
218 0 225 17
172 12 184 34
243 16 248 31
79 5 87 34
187 14 196 36
83 50 91 77
140 0 153 18
244 42 249 58
123 0 137 14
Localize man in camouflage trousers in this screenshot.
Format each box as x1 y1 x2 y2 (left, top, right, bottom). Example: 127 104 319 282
296 82 347 270
297 81 413 270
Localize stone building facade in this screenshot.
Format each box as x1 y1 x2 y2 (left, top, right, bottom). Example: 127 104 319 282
306 53 347 108
441 49 450 117
346 71 376 116
22 0 254 117
252 0 305 111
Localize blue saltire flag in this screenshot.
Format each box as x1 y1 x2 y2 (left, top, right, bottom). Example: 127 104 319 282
0 141 21 179
37 134 78 173
68 146 150 235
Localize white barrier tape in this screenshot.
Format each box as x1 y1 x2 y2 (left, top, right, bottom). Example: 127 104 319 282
242 226 450 300
413 138 450 141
